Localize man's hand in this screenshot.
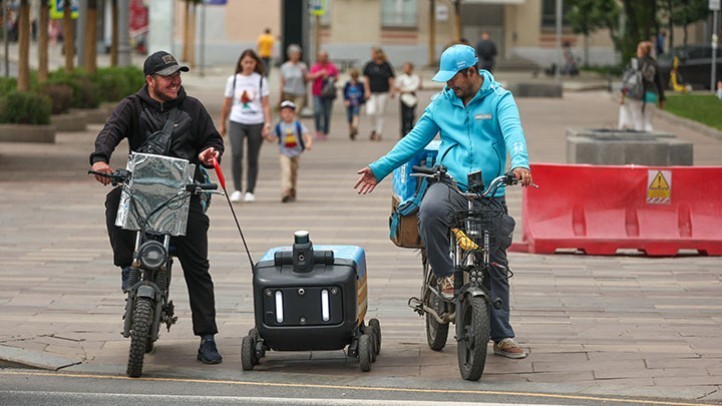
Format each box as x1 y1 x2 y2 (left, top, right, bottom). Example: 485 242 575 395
198 147 220 167
354 166 379 195
91 161 113 186
512 167 533 187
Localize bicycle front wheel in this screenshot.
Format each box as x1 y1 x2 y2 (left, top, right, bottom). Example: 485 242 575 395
457 295 490 381
127 297 154 378
423 255 449 351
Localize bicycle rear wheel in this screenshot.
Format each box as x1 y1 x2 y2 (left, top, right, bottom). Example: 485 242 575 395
457 295 490 381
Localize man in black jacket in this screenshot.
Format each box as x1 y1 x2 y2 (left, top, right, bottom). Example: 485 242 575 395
89 51 225 364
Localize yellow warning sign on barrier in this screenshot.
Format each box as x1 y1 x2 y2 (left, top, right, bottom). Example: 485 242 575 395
647 170 671 204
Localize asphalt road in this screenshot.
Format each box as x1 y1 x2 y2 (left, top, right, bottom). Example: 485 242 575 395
0 370 704 406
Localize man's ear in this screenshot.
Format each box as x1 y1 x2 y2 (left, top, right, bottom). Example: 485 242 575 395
468 67 476 76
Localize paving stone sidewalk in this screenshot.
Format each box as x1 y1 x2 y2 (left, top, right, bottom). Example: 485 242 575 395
1 68 721 403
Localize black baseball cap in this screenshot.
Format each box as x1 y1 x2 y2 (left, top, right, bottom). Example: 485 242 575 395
143 51 190 76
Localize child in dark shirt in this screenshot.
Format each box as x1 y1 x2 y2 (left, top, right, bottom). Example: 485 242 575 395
343 68 365 140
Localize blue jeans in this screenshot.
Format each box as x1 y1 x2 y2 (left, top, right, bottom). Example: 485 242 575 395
418 181 516 342
313 96 334 134
346 105 360 124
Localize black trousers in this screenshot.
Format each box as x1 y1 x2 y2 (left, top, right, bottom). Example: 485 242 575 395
400 100 416 138
105 187 218 336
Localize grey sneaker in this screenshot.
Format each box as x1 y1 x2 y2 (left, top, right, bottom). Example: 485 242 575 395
493 338 528 359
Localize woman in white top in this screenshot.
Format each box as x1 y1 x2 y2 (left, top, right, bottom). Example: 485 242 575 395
220 49 271 203
279 44 308 113
395 62 421 138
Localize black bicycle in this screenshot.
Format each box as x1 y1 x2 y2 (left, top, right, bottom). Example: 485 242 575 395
408 165 519 381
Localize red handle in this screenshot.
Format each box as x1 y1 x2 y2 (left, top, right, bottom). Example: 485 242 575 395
212 157 226 190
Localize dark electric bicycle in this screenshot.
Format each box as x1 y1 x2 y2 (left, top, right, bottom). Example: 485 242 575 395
408 165 520 381
90 153 217 378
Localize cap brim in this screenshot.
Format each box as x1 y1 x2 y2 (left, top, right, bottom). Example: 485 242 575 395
155 65 190 76
432 70 456 82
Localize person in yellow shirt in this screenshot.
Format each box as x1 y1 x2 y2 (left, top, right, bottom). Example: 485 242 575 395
257 28 276 79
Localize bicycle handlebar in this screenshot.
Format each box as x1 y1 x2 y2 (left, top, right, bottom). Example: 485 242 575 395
411 165 520 198
88 169 218 194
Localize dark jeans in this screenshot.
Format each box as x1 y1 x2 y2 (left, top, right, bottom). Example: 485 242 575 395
313 96 334 134
400 100 416 137
418 181 516 341
261 57 272 78
105 187 218 337
228 121 264 193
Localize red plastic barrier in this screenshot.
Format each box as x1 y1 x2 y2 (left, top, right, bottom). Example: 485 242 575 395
510 163 722 256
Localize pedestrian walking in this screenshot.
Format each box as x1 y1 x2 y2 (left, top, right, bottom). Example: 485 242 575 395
343 68 365 140
307 51 339 141
266 100 312 203
219 49 272 203
619 41 665 132
279 44 308 113
395 62 421 138
363 47 395 141
257 28 276 78
475 31 498 73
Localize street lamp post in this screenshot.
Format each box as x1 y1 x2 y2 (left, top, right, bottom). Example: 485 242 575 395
711 0 720 92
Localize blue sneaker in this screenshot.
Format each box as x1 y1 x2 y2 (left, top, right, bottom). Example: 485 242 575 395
121 267 130 292
197 336 222 364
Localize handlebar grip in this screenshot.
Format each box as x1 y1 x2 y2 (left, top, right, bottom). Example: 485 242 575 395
198 183 218 190
411 165 436 175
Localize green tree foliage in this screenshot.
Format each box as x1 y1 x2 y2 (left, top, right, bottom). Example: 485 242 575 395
565 0 620 65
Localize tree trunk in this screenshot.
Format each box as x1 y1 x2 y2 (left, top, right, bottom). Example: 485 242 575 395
428 0 436 67
583 34 589 67
38 0 50 82
453 0 462 43
63 0 74 71
17 0 30 92
182 2 190 62
111 0 118 66
83 0 98 73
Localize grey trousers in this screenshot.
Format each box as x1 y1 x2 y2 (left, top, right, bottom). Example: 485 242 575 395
418 181 516 341
228 121 264 193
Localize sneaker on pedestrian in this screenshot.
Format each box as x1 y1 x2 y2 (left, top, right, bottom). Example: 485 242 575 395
244 192 255 202
121 267 130 292
493 338 528 359
438 275 454 301
369 130 377 141
281 195 292 203
229 190 242 202
197 335 223 364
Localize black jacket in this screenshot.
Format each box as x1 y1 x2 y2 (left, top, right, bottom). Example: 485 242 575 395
89 85 224 168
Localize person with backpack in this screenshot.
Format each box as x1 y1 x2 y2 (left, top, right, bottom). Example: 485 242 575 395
619 41 665 132
219 49 272 203
307 51 339 141
266 100 313 203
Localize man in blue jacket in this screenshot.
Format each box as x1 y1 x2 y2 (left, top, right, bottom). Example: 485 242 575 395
354 44 532 359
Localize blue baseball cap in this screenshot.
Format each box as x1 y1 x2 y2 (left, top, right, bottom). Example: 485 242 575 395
432 45 479 82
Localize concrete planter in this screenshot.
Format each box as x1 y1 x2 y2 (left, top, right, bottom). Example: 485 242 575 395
566 128 693 166
70 107 111 125
51 111 87 132
0 124 56 143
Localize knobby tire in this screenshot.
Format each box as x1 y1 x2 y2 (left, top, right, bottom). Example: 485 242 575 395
127 297 154 378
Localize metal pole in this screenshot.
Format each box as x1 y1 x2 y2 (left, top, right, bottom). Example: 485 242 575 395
199 2 204 77
77 0 86 67
117 0 129 66
555 0 562 81
711 10 719 92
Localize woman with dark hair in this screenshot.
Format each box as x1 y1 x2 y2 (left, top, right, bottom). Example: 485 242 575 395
220 49 272 202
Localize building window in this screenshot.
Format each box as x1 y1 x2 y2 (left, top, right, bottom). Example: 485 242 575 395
541 0 570 30
381 0 418 28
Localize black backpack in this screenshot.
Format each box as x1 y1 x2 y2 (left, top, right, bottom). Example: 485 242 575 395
138 108 179 156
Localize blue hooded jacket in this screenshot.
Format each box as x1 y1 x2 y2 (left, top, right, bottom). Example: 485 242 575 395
368 70 529 196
